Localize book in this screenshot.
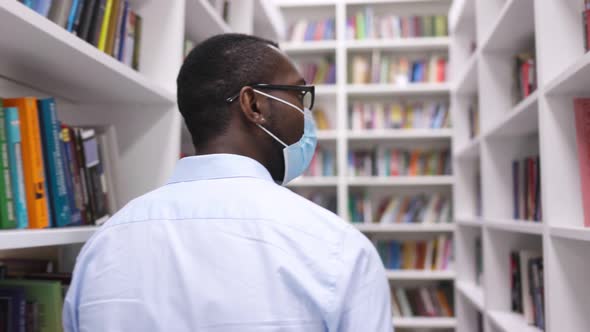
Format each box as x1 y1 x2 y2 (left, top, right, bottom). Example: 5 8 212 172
132 13 142 70
72 128 92 224
113 0 129 59
78 0 98 40
66 0 81 32
88 0 107 45
34 0 53 17
0 103 16 229
60 127 82 225
519 250 542 324
3 98 49 229
105 0 122 55
71 0 87 35
122 10 136 67
0 280 63 332
97 0 114 51
574 98 590 227
391 284 453 318
48 0 74 28
38 98 72 227
0 287 26 332
81 128 109 223
5 107 28 229
376 236 452 271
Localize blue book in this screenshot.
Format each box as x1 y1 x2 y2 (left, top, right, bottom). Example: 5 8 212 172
304 23 315 41
22 0 34 8
34 0 52 17
390 241 401 270
4 108 28 229
59 125 82 225
37 98 72 227
66 0 81 32
0 287 27 332
117 0 130 61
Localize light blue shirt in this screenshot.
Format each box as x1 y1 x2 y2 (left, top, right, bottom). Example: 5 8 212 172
63 154 392 332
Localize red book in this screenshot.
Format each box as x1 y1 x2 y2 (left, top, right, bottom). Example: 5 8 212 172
521 61 530 98
436 59 446 82
415 242 426 270
314 22 325 41
574 99 590 227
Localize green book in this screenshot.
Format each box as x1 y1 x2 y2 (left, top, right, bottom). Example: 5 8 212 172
356 11 365 40
0 99 15 230
424 16 433 37
435 15 448 36
0 280 63 332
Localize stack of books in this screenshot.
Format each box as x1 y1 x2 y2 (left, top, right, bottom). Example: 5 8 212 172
348 193 452 224
0 97 114 230
0 258 71 331
510 251 544 330
348 148 451 177
350 51 447 84
349 101 450 130
391 283 454 318
513 53 537 103
512 155 542 221
347 9 448 40
289 18 336 42
304 147 336 177
18 0 143 70
296 58 336 85
376 235 453 271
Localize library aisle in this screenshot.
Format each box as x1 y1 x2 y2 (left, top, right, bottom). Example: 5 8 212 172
0 0 589 331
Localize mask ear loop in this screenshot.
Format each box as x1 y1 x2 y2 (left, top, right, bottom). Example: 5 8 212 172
253 89 305 114
256 124 288 147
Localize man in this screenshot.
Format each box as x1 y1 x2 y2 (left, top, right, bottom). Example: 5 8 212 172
63 34 391 331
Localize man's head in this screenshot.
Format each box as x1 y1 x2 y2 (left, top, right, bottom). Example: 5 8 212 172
177 33 311 182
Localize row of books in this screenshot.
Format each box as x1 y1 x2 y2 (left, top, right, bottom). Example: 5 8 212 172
0 259 69 332
349 101 450 130
391 284 454 318
0 98 113 230
296 59 336 85
583 1 590 51
348 149 452 177
376 235 453 271
304 148 336 177
294 191 337 214
350 52 447 85
574 98 590 227
289 19 336 42
512 156 542 221
510 251 544 330
349 193 452 224
18 0 143 70
347 9 448 40
469 99 479 138
513 53 537 104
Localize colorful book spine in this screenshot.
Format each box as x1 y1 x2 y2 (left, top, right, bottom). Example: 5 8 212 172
60 126 82 226
66 0 81 32
5 107 29 229
98 0 114 51
38 98 72 227
0 103 16 229
3 98 49 229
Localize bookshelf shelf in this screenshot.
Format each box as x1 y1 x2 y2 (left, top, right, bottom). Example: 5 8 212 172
315 84 338 95
393 317 456 329
347 129 452 140
347 176 454 187
185 0 231 42
345 37 450 51
487 310 543 332
455 215 482 227
288 176 339 187
0 227 98 250
386 269 455 280
545 52 590 96
275 0 337 7
479 0 534 53
354 223 455 233
549 225 590 243
483 92 539 139
0 1 176 105
456 280 484 311
281 40 338 53
346 83 451 96
485 218 543 235
454 137 480 159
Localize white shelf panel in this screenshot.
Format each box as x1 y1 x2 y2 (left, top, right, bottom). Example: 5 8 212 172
348 129 452 140
456 215 483 227
315 85 338 95
317 130 338 140
288 176 339 187
456 280 484 311
454 137 480 159
347 0 452 4
281 40 338 53
0 226 98 250
346 37 450 51
485 218 544 235
354 223 455 233
347 176 454 186
393 317 456 329
449 0 475 33
347 83 451 96
550 225 590 243
276 0 337 7
186 0 231 42
455 53 478 96
545 52 590 96
483 92 539 138
0 1 175 105
488 310 542 332
386 269 455 280
480 0 535 53
254 0 287 40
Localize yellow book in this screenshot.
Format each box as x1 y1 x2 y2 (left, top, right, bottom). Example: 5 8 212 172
98 0 114 52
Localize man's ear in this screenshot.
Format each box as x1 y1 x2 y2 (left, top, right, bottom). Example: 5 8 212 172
239 86 267 126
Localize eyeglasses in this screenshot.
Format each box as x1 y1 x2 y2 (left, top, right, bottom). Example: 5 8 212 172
226 83 315 110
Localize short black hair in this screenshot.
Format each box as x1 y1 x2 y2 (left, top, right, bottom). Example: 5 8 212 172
177 33 279 149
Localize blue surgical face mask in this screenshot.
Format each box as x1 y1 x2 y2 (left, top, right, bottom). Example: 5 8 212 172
253 89 318 185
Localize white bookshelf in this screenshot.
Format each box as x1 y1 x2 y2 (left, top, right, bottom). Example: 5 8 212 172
451 0 590 331
386 269 455 280
393 317 457 329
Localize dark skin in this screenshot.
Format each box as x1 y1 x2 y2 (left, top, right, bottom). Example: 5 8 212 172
194 45 306 182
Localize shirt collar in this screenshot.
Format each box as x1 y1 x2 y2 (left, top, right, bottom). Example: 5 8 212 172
167 154 274 184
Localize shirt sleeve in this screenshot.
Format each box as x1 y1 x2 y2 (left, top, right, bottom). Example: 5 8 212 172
329 229 393 332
